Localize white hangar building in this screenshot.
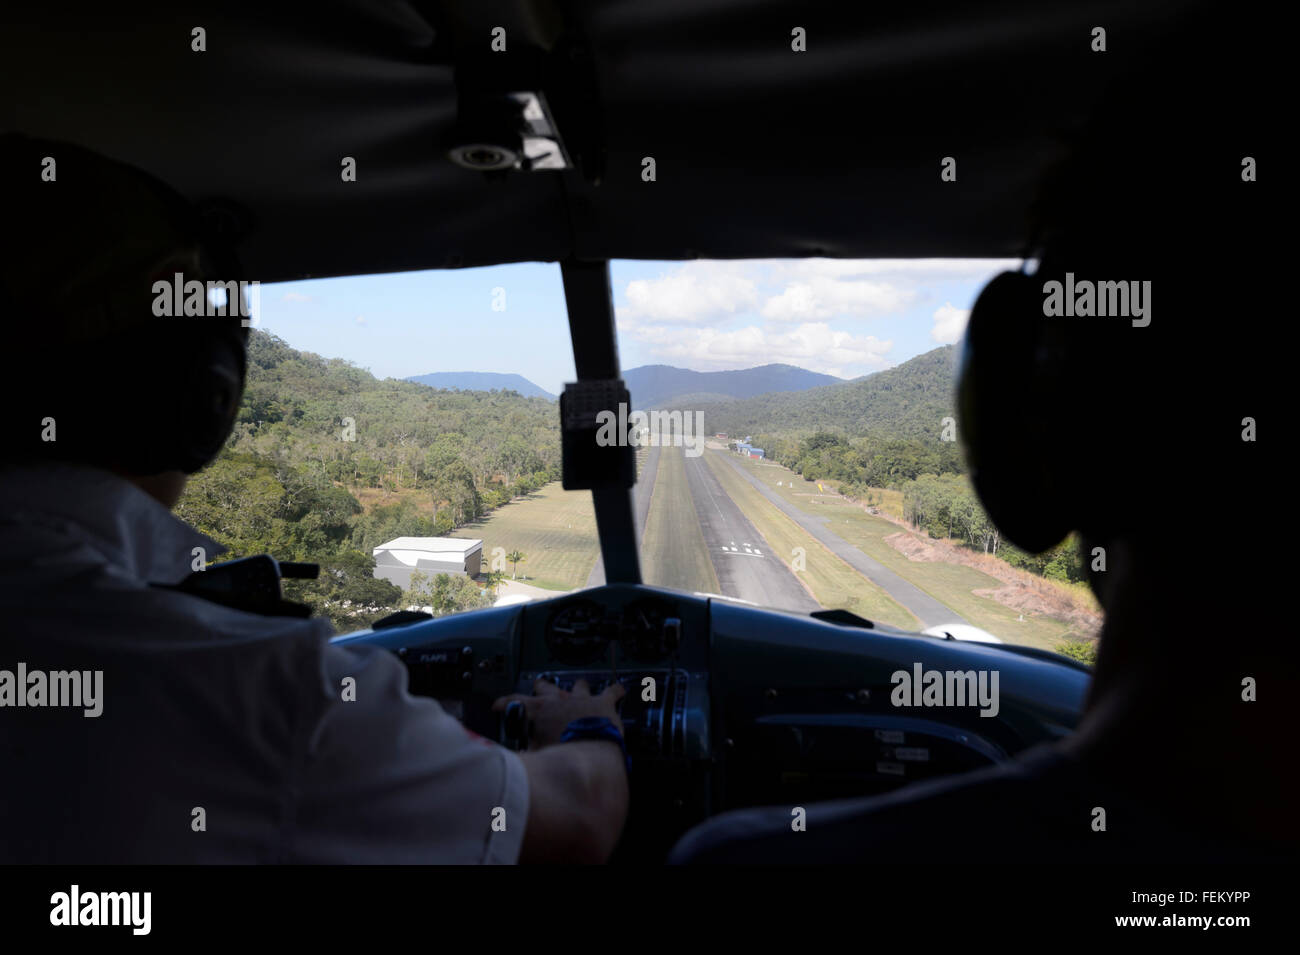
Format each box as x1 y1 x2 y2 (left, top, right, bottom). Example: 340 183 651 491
372 536 484 589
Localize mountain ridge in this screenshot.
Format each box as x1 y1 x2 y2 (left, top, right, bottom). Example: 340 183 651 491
623 362 842 409
406 371 555 400
680 346 960 441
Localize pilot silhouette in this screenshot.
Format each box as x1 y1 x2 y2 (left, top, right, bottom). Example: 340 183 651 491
0 134 628 864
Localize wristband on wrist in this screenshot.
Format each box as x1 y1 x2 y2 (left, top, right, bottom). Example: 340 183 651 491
559 716 632 774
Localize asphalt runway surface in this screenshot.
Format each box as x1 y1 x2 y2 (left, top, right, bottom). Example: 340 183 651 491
681 450 820 612
715 452 966 628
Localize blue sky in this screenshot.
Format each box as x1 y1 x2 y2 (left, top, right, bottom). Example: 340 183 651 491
252 258 1019 396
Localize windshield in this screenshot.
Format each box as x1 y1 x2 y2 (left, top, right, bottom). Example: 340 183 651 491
177 258 1100 664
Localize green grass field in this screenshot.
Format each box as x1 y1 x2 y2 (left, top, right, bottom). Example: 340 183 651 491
433 443 1087 648
702 450 919 629
641 447 720 594
459 482 600 592
727 454 1082 649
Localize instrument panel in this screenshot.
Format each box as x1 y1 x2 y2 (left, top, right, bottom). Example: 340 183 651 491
543 596 684 665
520 592 710 764
334 583 1089 861
545 600 607 664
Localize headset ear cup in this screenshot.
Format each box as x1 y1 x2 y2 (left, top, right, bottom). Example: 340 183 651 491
106 325 246 476
957 270 1073 554
174 328 247 474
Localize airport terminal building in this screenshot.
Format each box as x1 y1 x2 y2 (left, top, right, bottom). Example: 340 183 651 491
372 536 484 590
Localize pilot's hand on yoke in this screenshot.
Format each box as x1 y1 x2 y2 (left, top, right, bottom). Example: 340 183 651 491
490 678 630 862
492 677 625 749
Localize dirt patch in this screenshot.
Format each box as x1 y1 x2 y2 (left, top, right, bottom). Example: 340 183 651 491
885 531 947 563
972 585 1101 639
884 530 1102 639
352 486 435 516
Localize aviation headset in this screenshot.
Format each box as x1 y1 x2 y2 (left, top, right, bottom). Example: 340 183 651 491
954 6 1272 560
956 148 1209 557
955 196 1140 556
0 134 249 476
957 254 1073 554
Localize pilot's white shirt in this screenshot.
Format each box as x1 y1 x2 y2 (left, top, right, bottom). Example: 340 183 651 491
0 463 528 863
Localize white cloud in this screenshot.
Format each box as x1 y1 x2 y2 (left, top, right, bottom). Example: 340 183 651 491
355 314 368 326
614 257 1011 374
282 292 315 303
617 258 1015 329
620 261 760 324
621 320 892 377
761 276 912 322
930 302 970 343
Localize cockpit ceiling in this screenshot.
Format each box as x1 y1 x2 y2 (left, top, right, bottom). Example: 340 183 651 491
2 0 1205 282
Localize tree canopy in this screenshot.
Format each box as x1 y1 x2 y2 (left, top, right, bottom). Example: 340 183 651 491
177 330 561 631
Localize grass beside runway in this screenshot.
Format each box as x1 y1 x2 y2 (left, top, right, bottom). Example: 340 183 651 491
727 454 1083 649
460 482 600 592
641 446 720 595
702 449 919 629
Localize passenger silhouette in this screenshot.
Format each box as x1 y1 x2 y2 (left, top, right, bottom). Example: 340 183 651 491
671 35 1286 864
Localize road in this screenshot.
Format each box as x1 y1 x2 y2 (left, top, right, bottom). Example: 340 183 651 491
714 451 966 628
681 450 820 612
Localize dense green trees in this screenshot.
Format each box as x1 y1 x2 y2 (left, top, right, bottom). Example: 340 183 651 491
999 539 1087 584
696 346 962 442
176 330 563 632
756 430 965 493
282 551 405 631
1054 639 1099 666
230 330 561 496
348 499 434 554
174 452 404 630
402 570 492 617
897 471 1086 584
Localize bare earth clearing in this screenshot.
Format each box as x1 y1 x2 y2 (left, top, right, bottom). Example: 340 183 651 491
881 526 1101 640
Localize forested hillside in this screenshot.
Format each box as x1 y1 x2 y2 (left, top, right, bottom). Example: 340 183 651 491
406 371 554 399
705 346 1086 585
697 346 960 441
704 347 966 490
175 331 562 630
624 362 841 409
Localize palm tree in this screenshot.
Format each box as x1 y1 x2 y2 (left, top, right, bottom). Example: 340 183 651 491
506 550 526 579
485 569 507 596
